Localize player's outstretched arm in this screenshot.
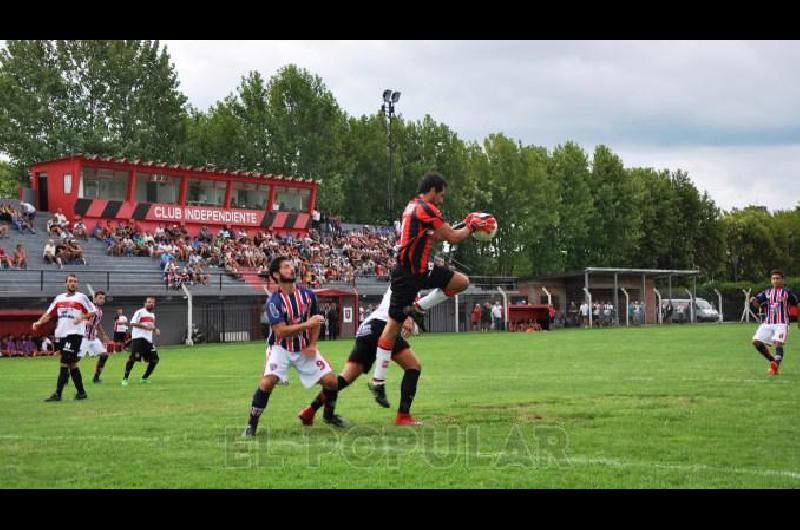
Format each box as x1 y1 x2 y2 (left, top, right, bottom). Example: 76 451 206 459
434 222 472 245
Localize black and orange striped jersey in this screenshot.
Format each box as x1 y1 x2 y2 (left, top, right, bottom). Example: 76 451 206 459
397 196 444 276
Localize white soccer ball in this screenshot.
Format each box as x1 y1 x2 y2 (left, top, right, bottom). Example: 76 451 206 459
470 213 497 242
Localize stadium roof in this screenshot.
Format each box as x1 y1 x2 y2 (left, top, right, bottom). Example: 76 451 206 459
29 153 319 184
528 267 700 282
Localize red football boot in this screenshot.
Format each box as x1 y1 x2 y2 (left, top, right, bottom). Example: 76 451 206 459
769 361 779 376
298 406 316 426
395 412 423 426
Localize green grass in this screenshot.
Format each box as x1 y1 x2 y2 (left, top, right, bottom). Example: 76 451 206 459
1 323 798 488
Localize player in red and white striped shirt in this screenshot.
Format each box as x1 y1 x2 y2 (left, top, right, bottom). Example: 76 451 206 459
32 274 96 401
80 291 114 383
750 270 800 375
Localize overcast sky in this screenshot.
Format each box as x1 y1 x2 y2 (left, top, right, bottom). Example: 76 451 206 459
6 40 800 211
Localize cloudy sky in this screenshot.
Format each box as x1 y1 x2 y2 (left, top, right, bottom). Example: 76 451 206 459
7 40 800 211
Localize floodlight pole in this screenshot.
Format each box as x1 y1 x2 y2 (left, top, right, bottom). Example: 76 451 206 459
381 90 400 225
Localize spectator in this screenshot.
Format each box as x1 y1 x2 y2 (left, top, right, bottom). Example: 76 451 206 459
492 301 504 331
67 239 86 265
327 304 339 341
73 218 88 240
471 303 482 331
43 239 62 268
12 209 34 233
20 201 36 222
2 335 21 356
54 208 68 229
0 335 12 356
0 246 14 269
41 336 53 353
20 335 36 357
13 244 27 270
482 302 492 332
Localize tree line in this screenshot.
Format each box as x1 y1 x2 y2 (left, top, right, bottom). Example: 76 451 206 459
1 40 798 281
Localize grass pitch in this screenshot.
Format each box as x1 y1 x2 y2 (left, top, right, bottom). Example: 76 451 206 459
1 323 798 488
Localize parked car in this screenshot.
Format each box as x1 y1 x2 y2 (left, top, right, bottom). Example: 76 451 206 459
662 298 720 323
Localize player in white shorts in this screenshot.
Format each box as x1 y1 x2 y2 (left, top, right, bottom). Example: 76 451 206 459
243 257 349 437
80 291 108 357
750 270 800 376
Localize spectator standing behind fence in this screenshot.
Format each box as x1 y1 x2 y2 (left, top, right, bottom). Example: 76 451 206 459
327 304 339 341
580 301 588 328
492 301 503 331
471 303 482 331
481 302 492 331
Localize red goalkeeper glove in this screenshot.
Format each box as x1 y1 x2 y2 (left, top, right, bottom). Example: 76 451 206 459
464 212 496 234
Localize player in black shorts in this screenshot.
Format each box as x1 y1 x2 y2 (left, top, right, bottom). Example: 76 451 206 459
32 274 96 401
122 297 160 385
371 172 495 425
298 287 424 426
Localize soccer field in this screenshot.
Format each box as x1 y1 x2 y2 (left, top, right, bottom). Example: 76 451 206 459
1 323 798 488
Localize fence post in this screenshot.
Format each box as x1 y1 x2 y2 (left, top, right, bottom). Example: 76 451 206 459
106 271 110 291
40 270 44 291
182 283 194 345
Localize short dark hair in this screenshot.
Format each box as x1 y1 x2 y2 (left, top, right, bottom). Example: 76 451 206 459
66 273 78 282
94 290 106 297
269 256 290 281
770 270 785 278
418 172 448 194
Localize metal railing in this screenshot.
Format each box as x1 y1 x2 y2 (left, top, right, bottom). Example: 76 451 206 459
0 269 519 294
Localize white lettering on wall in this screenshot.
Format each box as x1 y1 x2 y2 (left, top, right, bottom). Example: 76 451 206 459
153 206 259 225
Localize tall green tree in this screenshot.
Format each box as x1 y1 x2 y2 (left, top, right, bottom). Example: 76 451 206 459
587 145 642 266
550 142 594 270
0 40 188 178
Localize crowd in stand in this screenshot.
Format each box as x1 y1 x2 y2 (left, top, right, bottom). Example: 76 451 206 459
2 201 399 287
0 201 37 270
94 210 398 289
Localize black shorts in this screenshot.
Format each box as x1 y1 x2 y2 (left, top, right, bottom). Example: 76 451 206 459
56 335 84 364
113 331 127 343
130 338 156 362
348 319 411 373
388 264 455 322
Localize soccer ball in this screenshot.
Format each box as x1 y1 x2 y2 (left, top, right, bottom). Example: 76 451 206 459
470 213 497 242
